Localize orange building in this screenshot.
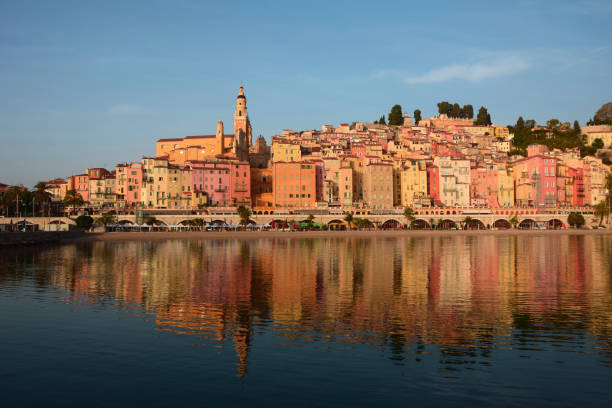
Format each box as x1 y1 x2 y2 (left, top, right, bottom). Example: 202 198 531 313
273 162 317 208
363 162 393 209
251 168 274 210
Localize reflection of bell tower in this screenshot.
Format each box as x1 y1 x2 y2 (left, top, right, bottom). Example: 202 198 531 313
234 85 252 147
216 120 224 155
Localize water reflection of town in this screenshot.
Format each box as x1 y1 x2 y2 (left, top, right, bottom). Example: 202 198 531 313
9 235 612 376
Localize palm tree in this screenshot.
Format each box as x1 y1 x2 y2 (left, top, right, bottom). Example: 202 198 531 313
509 215 519 229
3 185 27 216
462 216 473 230
192 218 205 231
343 213 354 230
429 218 435 230
360 218 372 230
237 205 252 226
64 189 84 216
594 200 608 227
34 181 51 216
403 207 415 229
307 214 315 230
95 212 117 230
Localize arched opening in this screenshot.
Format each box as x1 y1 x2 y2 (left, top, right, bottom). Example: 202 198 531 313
465 219 486 230
270 219 288 229
493 219 511 230
328 219 347 230
518 219 535 230
381 219 402 229
439 219 457 230
412 219 431 230
548 219 565 229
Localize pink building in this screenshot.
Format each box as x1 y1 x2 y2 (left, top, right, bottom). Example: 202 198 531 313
470 166 498 207
116 163 142 208
68 173 89 203
228 161 251 206
513 155 558 207
190 159 251 206
427 165 440 205
568 167 585 206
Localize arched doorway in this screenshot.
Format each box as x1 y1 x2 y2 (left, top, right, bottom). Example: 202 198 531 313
381 219 402 229
465 219 486 230
328 219 347 230
412 219 431 230
493 219 511 230
439 219 457 230
548 219 565 229
518 219 535 230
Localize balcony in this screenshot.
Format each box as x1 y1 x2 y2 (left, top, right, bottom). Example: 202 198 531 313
215 186 228 192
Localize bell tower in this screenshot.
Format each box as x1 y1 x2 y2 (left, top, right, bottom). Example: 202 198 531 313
234 85 252 146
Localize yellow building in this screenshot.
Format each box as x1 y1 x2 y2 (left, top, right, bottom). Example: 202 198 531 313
151 158 169 208
582 125 612 147
271 138 301 163
166 165 191 208
400 160 428 207
496 168 515 207
494 125 510 140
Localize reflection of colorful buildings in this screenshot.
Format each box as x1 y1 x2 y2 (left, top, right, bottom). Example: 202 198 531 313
23 235 611 376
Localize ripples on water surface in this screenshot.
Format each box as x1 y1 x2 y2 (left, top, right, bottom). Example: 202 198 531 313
1 234 611 407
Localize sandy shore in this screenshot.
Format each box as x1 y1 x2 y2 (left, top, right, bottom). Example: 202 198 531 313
63 228 612 242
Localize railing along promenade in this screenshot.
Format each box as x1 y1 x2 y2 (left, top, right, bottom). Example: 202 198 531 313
1 206 604 231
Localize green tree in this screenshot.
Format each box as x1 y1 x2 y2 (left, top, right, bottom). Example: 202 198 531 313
191 218 205 231
64 189 84 215
567 212 585 228
379 115 386 125
75 215 94 230
450 103 461 118
474 106 491 125
237 205 252 225
546 119 560 129
3 185 29 217
573 120 581 134
413 109 422 125
593 201 608 227
462 216 473 230
360 218 372 229
343 213 354 230
388 104 403 126
461 105 474 119
307 213 315 229
33 181 52 216
592 138 604 149
509 215 519 229
437 101 451 116
593 102 612 125
95 212 117 230
403 207 415 228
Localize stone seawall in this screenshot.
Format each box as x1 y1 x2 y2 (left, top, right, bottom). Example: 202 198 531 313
0 231 88 248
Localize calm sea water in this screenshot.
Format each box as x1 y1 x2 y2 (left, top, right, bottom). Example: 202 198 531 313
1 234 611 407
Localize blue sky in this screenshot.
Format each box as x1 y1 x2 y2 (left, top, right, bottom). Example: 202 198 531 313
1 0 611 186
